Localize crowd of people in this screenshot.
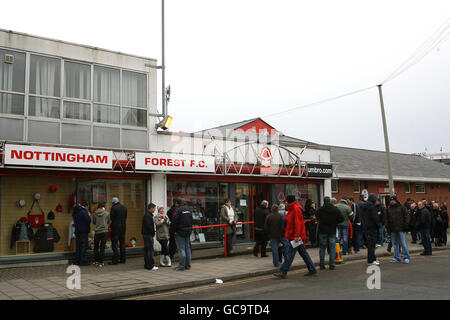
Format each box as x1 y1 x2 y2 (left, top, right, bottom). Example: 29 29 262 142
70 194 448 278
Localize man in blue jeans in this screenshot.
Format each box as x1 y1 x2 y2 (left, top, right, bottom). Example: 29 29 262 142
72 200 91 266
274 196 316 279
386 195 410 263
316 196 344 270
417 201 432 256
171 199 193 271
336 197 354 256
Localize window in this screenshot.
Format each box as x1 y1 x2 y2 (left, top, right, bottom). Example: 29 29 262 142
415 183 426 194
64 101 90 121
94 66 120 105
29 55 61 118
331 180 339 193
0 49 25 115
64 61 90 100
93 104 120 124
405 182 411 194
122 107 147 127
353 181 360 193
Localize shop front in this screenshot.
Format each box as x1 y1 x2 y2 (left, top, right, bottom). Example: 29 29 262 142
0 143 148 263
166 175 323 248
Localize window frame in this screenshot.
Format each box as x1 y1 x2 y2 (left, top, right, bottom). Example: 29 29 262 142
331 179 339 194
405 182 411 194
0 48 27 116
415 182 426 194
353 180 360 194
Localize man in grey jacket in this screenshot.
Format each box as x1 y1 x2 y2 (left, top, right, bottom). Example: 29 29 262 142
92 202 111 267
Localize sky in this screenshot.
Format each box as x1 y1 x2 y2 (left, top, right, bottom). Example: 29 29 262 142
1 0 449 155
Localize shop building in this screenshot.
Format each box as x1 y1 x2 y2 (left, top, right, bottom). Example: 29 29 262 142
330 146 450 206
0 30 334 263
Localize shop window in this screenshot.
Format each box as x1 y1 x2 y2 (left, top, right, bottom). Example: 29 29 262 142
0 49 26 115
331 180 338 193
415 182 426 194
353 181 360 193
405 182 411 194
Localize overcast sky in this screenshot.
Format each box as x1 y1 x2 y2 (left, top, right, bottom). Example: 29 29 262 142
2 0 449 155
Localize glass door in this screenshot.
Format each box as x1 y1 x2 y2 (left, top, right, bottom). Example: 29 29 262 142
233 183 250 242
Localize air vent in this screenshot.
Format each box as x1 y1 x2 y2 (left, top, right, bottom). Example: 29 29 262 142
4 54 14 64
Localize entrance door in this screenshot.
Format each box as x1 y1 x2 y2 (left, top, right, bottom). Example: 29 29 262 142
252 183 270 210
233 183 250 242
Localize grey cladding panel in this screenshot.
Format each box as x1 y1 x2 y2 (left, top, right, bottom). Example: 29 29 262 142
93 126 120 148
28 120 59 144
0 118 24 141
62 123 91 146
121 129 147 149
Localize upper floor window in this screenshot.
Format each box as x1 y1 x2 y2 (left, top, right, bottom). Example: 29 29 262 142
331 180 338 193
0 49 26 115
353 180 360 193
405 182 411 194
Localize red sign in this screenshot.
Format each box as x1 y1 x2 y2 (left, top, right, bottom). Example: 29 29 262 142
260 147 273 174
378 187 396 194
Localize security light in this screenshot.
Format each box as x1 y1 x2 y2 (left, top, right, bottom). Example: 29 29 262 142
156 115 173 130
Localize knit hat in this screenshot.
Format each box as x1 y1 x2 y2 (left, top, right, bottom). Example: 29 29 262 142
157 205 164 213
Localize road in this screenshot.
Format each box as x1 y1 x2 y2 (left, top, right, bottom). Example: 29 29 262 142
126 250 450 300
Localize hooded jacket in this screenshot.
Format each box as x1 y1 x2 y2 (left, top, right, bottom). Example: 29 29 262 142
72 205 91 234
11 220 34 248
316 203 345 235
93 207 111 234
360 194 381 230
284 201 307 241
336 200 354 227
386 201 409 233
171 204 193 238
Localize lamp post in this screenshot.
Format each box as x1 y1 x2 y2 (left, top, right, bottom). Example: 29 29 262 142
377 84 395 196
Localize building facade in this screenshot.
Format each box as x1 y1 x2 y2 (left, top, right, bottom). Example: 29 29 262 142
0 31 333 263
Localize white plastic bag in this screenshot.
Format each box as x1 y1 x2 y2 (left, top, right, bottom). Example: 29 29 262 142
153 236 162 252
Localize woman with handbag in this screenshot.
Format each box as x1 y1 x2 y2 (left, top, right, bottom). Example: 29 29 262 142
154 206 171 266
220 199 236 256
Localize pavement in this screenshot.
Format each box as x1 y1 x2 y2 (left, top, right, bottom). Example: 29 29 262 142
0 236 448 300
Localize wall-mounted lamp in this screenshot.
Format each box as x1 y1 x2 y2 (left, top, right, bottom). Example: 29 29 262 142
156 115 173 130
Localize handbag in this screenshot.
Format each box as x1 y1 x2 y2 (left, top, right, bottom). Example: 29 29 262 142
27 199 46 228
153 236 162 252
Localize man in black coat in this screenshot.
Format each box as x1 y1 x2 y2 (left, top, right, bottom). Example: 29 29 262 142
142 203 158 270
109 197 127 265
417 201 432 255
360 193 381 265
167 199 179 260
171 199 193 271
254 200 269 257
316 196 344 270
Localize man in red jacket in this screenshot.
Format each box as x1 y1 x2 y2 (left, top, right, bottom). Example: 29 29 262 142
274 195 317 279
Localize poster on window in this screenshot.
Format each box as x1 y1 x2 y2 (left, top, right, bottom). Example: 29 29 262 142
92 183 107 203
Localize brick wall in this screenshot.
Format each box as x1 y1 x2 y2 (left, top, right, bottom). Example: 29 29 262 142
333 179 450 205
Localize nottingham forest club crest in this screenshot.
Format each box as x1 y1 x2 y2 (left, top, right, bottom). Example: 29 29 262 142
260 147 273 174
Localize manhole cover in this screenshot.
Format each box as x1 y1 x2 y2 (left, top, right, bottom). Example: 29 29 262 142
94 279 143 288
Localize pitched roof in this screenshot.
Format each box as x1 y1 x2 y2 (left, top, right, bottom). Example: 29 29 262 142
330 145 450 183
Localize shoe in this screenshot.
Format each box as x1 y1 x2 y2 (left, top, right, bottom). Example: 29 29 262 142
375 244 381 248
165 255 172 267
403 259 410 264
261 254 268 258
329 265 335 270
386 250 393 256
151 266 159 271
390 259 400 263
273 272 286 279
160 255 166 267
320 265 326 270
304 270 317 276
98 263 104 268
119 261 126 264
354 251 360 254
412 241 417 244
369 261 380 266
253 253 258 257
